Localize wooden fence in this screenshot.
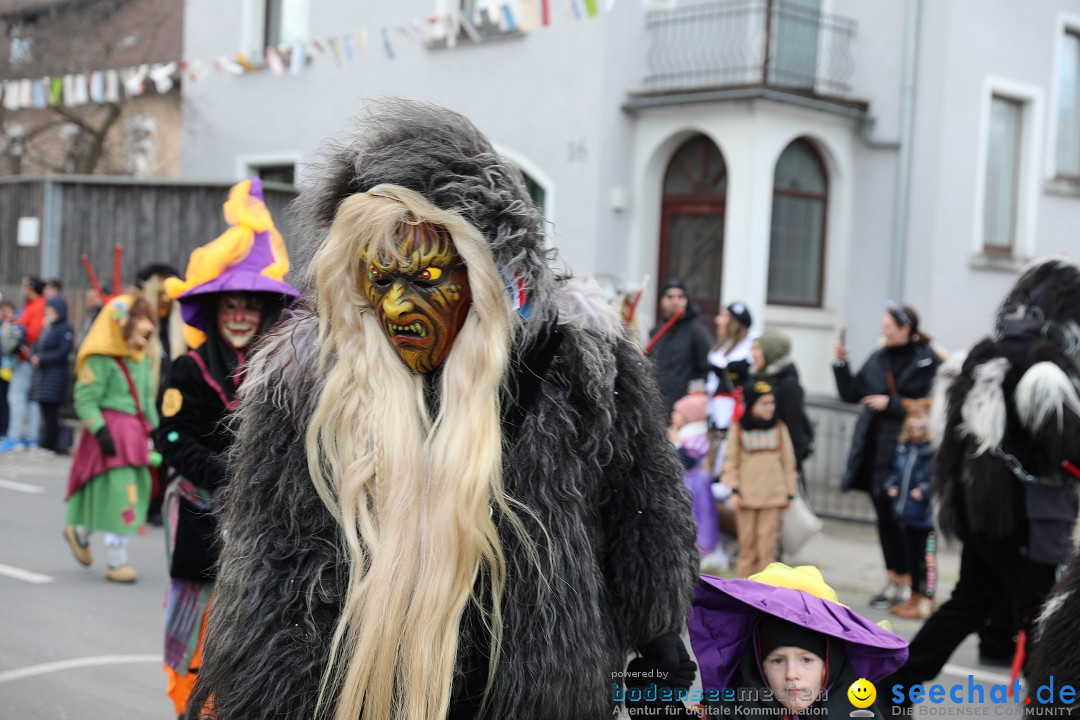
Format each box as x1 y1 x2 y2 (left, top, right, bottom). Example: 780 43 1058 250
0 175 298 334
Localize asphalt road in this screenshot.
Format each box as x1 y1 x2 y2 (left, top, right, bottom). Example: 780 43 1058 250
0 451 172 719
0 452 1042 719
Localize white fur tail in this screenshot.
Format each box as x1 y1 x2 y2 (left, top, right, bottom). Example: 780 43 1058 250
555 277 623 337
1015 361 1080 433
930 351 967 447
959 357 1010 456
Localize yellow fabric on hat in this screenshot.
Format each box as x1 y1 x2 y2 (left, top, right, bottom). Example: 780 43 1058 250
164 179 293 301
75 294 146 375
749 562 841 604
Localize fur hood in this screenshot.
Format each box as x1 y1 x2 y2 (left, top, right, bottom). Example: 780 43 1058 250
291 99 559 342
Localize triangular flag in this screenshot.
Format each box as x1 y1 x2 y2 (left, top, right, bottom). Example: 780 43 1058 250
478 8 497 35
73 73 89 105
327 36 344 66
381 27 395 59
122 65 150 95
31 78 47 109
310 38 326 54
149 62 178 93
104 69 120 100
89 71 105 103
3 81 18 111
235 53 260 73
62 75 75 106
219 56 245 75
50 76 63 106
19 78 32 108
342 34 354 61
289 42 306 74
584 0 598 17
541 0 551 25
446 14 459 48
570 0 583 20
603 0 616 11
459 11 481 41
519 0 540 31
502 4 518 31
355 30 369 60
266 46 287 74
395 24 418 44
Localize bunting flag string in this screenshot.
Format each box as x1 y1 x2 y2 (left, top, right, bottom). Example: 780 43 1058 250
0 0 617 110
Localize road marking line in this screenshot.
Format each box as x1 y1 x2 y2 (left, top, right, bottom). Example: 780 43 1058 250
0 479 45 494
0 655 160 684
941 663 1015 686
0 563 54 584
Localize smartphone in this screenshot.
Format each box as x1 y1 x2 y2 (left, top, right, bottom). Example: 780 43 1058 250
838 328 846 346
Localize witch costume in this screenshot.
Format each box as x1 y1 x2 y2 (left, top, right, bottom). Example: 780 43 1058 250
63 294 159 582
158 178 299 717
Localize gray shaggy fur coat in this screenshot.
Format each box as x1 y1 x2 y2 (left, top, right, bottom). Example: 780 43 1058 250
187 100 699 719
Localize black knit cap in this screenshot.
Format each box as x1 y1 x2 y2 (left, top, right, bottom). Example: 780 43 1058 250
661 278 689 296
757 615 828 660
727 301 752 329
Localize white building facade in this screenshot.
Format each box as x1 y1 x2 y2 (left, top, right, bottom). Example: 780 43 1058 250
180 0 1080 394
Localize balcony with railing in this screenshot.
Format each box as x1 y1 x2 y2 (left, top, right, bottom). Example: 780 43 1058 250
632 0 860 108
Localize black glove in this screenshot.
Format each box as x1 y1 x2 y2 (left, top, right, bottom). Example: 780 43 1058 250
95 425 117 456
627 632 697 689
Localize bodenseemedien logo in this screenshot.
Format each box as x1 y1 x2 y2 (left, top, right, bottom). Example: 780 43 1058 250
891 676 1078 716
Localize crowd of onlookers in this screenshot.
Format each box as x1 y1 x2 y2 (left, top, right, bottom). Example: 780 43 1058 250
645 278 941 621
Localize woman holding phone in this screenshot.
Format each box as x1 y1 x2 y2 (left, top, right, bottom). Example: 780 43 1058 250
833 303 941 609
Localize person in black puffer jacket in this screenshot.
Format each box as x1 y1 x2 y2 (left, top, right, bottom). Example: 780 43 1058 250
750 331 813 473
30 296 74 454
833 302 941 609
648 279 712 413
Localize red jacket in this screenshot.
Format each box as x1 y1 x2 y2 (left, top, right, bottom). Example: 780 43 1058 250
16 296 46 361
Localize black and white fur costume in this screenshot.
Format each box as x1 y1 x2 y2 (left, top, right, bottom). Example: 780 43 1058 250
187 101 699 719
924 258 1080 702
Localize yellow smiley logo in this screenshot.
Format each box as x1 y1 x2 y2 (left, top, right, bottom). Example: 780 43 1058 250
848 678 876 708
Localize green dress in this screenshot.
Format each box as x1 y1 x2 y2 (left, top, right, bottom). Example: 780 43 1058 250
65 354 160 534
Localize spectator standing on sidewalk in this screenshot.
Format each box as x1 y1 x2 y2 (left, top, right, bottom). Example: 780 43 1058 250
884 399 937 620
833 302 940 609
0 276 47 452
749 331 813 473
647 278 712 413
30 296 74 454
725 379 798 577
0 298 17 441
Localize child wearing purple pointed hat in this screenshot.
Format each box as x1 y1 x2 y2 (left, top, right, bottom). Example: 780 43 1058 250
625 564 907 718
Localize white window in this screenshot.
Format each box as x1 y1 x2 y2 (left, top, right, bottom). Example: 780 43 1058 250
983 95 1023 252
1056 31 1080 178
264 0 309 47
9 26 32 66
767 138 828 307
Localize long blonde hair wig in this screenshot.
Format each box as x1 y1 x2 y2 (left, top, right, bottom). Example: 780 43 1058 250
306 184 534 720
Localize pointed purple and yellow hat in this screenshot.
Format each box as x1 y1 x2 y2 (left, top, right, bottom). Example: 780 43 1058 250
165 178 300 347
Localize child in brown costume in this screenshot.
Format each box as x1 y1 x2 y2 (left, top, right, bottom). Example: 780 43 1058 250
726 379 798 577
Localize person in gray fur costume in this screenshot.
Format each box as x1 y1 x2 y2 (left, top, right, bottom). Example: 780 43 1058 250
883 256 1080 709
187 99 699 720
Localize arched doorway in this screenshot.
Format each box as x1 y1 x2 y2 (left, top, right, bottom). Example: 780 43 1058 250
658 134 726 329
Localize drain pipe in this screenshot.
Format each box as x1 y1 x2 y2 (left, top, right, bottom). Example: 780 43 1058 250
890 0 922 301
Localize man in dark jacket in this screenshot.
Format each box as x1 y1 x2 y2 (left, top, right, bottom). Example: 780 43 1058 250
648 278 712 412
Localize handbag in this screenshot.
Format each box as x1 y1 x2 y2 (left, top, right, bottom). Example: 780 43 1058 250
781 491 823 556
